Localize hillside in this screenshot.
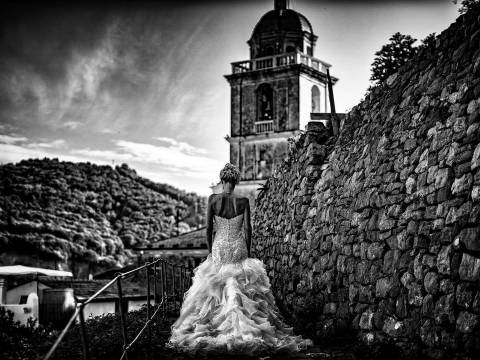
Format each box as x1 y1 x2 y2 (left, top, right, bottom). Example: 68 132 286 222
0 158 207 274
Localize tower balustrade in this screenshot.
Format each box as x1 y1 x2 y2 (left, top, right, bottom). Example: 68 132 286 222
231 52 331 74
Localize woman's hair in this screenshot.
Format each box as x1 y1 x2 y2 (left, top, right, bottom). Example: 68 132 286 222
219 163 241 185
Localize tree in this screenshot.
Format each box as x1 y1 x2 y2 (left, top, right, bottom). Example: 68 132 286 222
370 32 417 85
454 0 480 14
420 33 436 49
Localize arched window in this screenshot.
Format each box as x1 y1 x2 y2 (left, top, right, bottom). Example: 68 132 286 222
286 45 295 53
311 85 320 113
257 84 274 121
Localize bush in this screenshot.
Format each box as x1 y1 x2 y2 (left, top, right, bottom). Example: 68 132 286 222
0 307 56 360
0 305 174 360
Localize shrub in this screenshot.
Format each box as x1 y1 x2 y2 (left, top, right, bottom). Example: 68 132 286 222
0 305 174 360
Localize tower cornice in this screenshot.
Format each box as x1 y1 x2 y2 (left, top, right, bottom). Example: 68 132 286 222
225 64 338 85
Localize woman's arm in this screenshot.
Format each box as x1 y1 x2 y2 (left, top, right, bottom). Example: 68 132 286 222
206 194 215 253
244 199 252 256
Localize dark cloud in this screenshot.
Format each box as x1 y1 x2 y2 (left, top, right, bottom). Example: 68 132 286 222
0 4 111 82
0 0 217 131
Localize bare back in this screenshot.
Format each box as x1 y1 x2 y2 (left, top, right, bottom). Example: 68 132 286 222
206 193 252 256
210 194 248 219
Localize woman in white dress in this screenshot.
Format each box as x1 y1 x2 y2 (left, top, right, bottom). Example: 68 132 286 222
167 163 312 355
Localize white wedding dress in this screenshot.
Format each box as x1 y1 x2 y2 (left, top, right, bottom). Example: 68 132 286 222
167 197 312 355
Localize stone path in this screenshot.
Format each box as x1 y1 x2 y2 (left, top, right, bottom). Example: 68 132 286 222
143 346 356 360
130 316 357 360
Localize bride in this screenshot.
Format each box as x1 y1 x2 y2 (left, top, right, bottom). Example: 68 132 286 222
167 163 312 355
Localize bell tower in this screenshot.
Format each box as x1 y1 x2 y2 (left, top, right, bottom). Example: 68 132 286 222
222 0 339 203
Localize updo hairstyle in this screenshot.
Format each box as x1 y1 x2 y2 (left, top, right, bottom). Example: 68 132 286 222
219 163 241 185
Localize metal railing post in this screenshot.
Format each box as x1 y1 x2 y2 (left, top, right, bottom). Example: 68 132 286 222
116 275 129 360
180 267 185 300
145 262 151 343
161 261 166 317
153 261 158 306
172 264 176 313
78 304 90 360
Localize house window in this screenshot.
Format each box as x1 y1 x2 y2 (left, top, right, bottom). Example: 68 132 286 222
19 295 28 304
311 85 320 113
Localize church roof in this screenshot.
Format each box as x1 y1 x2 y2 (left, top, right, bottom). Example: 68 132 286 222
0 265 72 277
250 9 314 40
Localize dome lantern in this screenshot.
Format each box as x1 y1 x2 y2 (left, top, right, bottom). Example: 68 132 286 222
274 0 289 10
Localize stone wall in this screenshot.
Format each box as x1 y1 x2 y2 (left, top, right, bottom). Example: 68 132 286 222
252 7 480 358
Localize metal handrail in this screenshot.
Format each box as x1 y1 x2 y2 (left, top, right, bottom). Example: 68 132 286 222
43 257 193 360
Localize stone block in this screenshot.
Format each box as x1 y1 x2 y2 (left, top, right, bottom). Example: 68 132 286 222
434 294 455 325
456 311 479 334
323 302 337 315
439 279 454 294
472 143 480 170
459 253 480 281
420 319 439 347
473 186 480 202
376 277 393 298
396 294 408 318
408 283 424 306
406 176 416 194
434 167 453 189
401 271 414 288
422 294 435 317
382 316 404 337
437 245 452 275
359 309 374 330
367 242 384 260
415 149 429 174
456 283 474 310
451 173 473 195
456 227 480 252
424 272 440 295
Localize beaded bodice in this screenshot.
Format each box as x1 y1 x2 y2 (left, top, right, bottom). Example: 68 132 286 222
212 213 248 265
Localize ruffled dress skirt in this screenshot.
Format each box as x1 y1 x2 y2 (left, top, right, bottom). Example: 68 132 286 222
167 254 312 355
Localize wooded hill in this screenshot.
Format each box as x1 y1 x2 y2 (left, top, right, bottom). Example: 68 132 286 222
0 158 207 270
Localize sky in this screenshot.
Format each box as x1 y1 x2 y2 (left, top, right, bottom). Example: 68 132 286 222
0 0 462 195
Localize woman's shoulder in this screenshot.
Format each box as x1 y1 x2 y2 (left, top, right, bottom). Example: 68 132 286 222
207 193 249 203
233 195 250 206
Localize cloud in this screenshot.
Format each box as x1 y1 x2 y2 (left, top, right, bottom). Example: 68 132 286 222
98 128 118 134
0 134 28 144
117 139 218 174
70 139 221 178
26 139 66 148
61 121 82 130
155 137 208 155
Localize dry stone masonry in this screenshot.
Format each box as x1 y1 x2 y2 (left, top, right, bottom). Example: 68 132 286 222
252 7 480 359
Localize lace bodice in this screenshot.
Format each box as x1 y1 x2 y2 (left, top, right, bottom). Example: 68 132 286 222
212 213 248 265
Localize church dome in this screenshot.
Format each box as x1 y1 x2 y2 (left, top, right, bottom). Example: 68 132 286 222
250 9 314 39
248 3 317 59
